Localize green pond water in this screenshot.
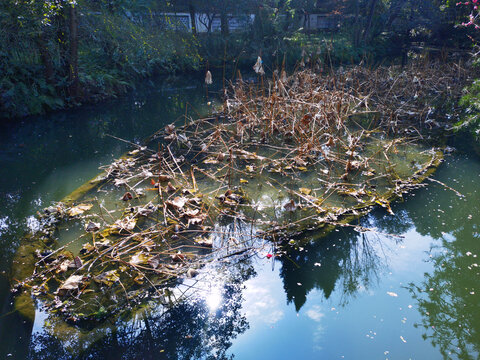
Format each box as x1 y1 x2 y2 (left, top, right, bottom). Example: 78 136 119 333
0 76 479 359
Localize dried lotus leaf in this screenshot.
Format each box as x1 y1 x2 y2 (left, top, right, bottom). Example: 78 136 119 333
68 204 93 217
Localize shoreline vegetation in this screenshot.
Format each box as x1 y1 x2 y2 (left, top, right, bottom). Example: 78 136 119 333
11 60 467 326
0 0 475 119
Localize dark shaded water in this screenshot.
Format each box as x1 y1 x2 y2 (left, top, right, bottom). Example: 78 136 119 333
0 77 479 359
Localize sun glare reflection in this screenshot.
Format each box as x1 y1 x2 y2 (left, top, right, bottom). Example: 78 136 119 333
205 288 222 312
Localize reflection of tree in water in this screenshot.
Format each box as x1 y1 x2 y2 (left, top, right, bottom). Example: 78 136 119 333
363 208 414 236
28 260 254 360
278 226 387 311
407 222 480 360
405 156 480 359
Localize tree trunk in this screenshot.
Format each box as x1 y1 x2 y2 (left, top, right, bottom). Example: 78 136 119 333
68 4 79 100
36 33 55 85
220 3 229 36
188 1 197 35
362 0 378 44
353 0 360 47
254 5 264 40
385 0 407 29
303 10 308 33
55 9 68 81
207 14 214 33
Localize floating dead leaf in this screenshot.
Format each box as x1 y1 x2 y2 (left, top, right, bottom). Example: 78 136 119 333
338 188 366 198
246 165 255 173
129 252 151 266
294 157 307 167
74 256 82 268
284 199 297 212
148 256 161 269
297 166 308 171
187 197 202 206
166 182 176 193
140 170 153 178
80 242 95 254
387 291 398 297
114 178 127 186
138 205 156 216
240 178 249 184
237 149 263 160
325 136 335 147
177 133 189 144
166 196 187 210
68 204 92 217
58 261 70 273
57 275 84 296
122 192 133 201
113 217 137 231
140 239 155 252
158 174 171 182
134 274 145 285
85 221 100 232
186 268 198 278
182 208 201 218
188 215 206 228
165 133 176 141
94 270 120 287
171 253 185 262
195 235 213 247
204 157 219 164
299 188 312 195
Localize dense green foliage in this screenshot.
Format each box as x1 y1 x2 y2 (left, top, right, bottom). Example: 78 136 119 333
0 0 201 118
0 0 474 119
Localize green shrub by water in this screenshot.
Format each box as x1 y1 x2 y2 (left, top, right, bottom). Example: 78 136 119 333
0 5 201 119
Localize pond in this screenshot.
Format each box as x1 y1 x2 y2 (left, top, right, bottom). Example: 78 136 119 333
0 75 479 360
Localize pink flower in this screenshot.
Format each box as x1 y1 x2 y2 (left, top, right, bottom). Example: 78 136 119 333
266 253 273 259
